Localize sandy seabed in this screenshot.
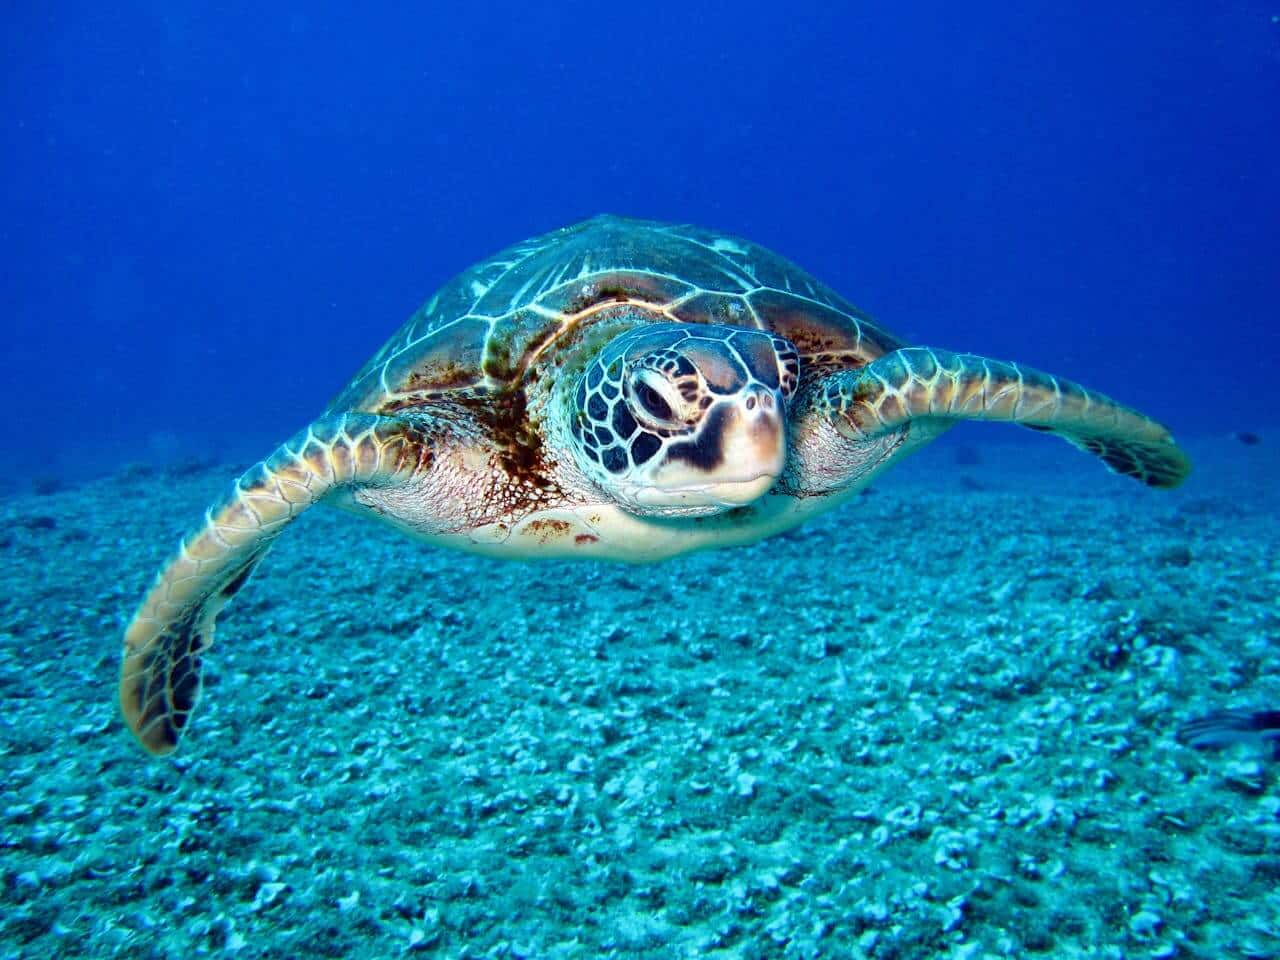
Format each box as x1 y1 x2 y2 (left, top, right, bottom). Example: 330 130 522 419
1 435 1277 959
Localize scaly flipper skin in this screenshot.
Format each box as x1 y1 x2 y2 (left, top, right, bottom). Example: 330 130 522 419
119 414 431 754
811 348 1191 488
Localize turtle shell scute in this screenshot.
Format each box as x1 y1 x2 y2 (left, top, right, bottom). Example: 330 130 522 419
327 215 910 415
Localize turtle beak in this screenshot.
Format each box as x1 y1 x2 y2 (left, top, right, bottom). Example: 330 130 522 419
649 384 786 507
708 385 786 504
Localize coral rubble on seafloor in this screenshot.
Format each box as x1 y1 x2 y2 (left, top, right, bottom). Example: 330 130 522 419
1 437 1276 958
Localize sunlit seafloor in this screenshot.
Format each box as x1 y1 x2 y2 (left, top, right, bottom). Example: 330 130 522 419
2 435 1276 959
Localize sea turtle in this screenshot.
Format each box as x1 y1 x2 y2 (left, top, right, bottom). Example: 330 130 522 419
120 215 1190 754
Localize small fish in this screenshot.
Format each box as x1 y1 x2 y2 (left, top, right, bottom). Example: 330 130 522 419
1234 431 1262 446
1177 709 1280 760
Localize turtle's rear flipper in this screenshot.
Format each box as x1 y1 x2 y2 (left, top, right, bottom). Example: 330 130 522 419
120 414 429 755
815 348 1190 488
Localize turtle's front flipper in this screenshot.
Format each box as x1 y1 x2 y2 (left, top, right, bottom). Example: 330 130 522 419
808 347 1190 487
120 413 431 755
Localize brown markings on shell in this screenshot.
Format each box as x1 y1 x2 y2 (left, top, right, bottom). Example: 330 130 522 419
483 271 690 385
574 533 599 545
530 304 661 393
669 291 754 328
381 271 687 405
482 309 562 383
380 316 489 399
747 289 903 367
406 360 479 392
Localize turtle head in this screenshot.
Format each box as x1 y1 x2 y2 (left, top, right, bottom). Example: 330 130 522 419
565 323 800 516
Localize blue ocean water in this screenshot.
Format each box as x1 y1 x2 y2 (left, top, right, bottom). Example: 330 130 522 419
3 5 1280 959
3 3 1278 481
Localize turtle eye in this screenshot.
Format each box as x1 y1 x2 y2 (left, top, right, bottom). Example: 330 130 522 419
630 372 680 425
636 382 672 420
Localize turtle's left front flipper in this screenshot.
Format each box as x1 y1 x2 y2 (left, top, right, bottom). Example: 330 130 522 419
808 347 1190 487
120 414 431 755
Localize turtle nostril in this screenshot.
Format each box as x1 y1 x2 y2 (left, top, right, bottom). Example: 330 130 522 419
743 386 778 415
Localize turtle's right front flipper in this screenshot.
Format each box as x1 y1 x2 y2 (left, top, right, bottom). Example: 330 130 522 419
120 413 430 755
804 348 1190 488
